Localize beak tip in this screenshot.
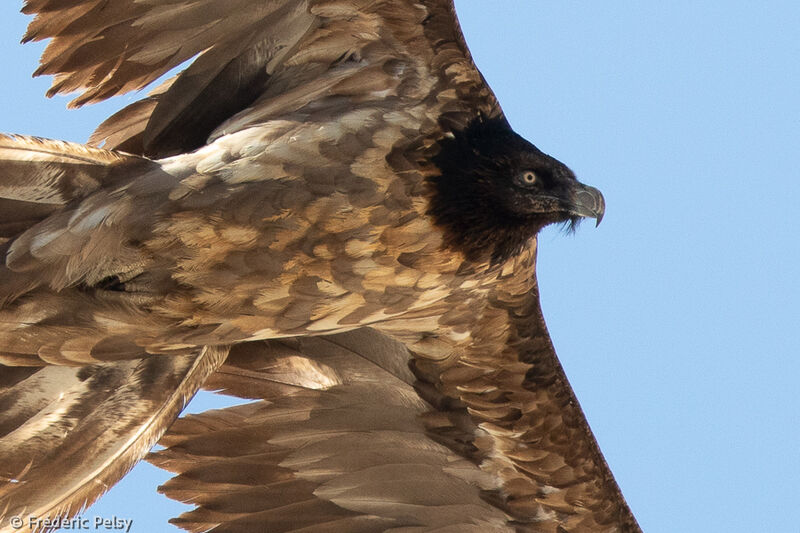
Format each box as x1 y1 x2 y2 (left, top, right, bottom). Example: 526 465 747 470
594 206 604 227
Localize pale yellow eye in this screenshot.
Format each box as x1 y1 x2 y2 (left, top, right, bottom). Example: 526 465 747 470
522 171 537 184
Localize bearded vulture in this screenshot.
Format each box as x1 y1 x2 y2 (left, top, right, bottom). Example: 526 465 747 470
0 1 640 532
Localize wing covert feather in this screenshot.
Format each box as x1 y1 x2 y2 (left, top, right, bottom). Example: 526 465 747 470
405 252 642 532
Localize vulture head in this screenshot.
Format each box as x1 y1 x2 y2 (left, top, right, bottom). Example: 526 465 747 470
429 116 605 263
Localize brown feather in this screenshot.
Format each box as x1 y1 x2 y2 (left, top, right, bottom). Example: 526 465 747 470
0 345 227 530
0 134 144 205
149 332 511 532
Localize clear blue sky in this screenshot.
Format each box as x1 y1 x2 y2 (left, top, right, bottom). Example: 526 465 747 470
2 2 799 532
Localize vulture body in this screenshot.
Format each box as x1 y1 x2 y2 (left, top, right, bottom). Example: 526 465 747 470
0 1 640 532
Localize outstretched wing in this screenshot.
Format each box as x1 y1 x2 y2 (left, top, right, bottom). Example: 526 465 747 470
0 345 227 531
150 252 640 532
22 0 500 158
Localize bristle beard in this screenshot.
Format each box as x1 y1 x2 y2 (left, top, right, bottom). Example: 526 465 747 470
559 216 583 235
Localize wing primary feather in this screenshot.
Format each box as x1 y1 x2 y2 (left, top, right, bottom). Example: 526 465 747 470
0 345 229 531
149 332 512 532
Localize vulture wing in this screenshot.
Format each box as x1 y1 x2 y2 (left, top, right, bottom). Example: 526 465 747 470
150 249 640 532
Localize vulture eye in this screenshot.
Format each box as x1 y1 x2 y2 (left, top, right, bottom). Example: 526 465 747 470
518 170 538 187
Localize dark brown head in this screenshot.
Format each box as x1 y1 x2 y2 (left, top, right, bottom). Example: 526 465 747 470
428 116 604 263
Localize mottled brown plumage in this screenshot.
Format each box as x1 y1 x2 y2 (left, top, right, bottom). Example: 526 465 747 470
0 1 639 532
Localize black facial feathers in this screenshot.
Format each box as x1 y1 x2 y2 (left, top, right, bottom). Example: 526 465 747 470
427 116 601 264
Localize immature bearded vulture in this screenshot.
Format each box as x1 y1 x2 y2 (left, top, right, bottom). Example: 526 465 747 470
0 1 640 532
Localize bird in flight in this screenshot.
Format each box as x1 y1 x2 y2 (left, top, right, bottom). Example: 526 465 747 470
0 1 640 532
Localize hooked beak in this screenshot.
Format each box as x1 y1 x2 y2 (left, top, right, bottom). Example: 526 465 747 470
567 183 605 226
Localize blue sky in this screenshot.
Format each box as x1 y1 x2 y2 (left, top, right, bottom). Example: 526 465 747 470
2 2 799 532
